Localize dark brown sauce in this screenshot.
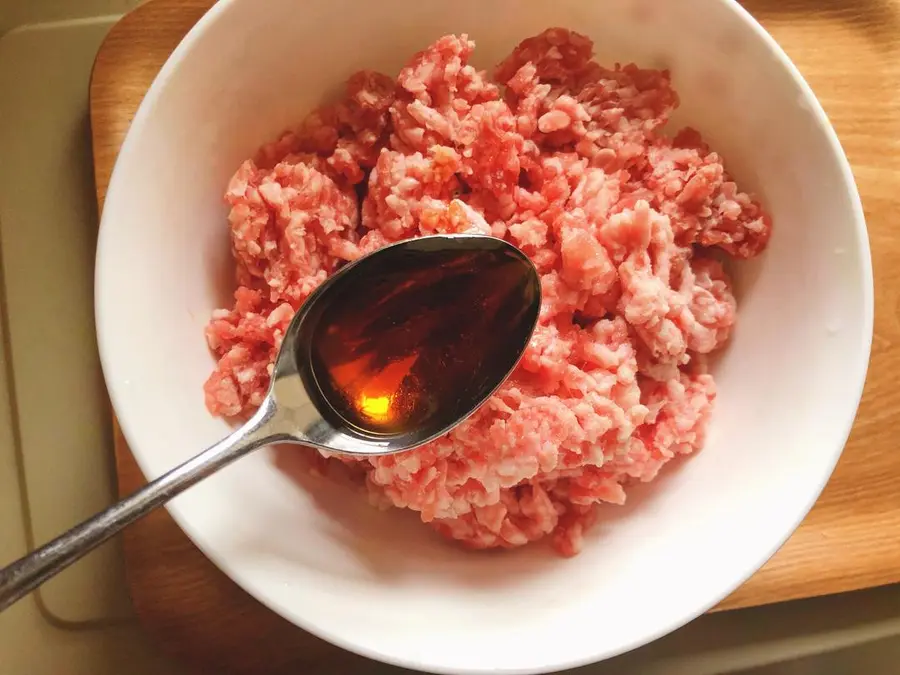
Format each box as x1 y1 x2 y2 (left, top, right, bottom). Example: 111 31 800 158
307 239 540 437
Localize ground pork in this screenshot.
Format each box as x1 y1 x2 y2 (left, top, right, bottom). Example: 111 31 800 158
204 28 771 556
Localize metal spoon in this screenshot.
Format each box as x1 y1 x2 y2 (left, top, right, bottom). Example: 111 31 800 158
0 233 540 613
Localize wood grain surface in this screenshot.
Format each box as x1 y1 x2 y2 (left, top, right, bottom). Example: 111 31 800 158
90 0 900 672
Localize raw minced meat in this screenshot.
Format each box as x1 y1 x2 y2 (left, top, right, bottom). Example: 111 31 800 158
204 28 772 556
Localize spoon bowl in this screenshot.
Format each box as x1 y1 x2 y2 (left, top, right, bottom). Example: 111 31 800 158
0 233 540 612
290 234 542 452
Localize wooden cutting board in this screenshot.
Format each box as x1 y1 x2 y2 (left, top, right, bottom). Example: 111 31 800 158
90 1 900 672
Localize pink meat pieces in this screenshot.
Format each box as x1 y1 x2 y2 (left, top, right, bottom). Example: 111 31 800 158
391 35 526 201
256 70 396 184
362 145 463 240
457 100 524 196
207 158 360 415
638 371 717 469
641 129 772 258
203 29 771 557
498 29 678 173
366 315 648 548
570 65 679 166
390 34 500 154
495 27 598 90
225 158 360 308
204 288 293 417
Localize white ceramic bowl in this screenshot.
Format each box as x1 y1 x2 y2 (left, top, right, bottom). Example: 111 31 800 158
95 1 873 673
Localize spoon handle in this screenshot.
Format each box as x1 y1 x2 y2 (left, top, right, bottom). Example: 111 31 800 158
0 400 280 613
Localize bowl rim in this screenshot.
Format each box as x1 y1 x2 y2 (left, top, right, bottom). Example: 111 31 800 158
94 0 875 672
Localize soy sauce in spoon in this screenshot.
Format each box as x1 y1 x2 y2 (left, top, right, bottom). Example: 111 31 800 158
310 240 539 436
